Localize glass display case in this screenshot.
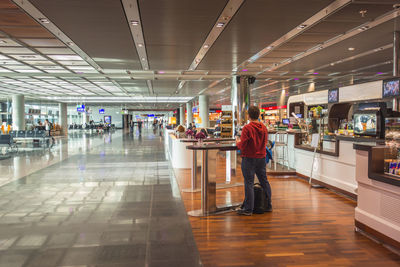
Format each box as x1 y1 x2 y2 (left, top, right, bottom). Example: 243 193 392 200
384 117 400 176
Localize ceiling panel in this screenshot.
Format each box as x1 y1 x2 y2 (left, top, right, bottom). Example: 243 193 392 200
19 38 65 47
30 0 142 70
199 0 335 70
277 20 395 72
139 0 229 70
152 80 179 95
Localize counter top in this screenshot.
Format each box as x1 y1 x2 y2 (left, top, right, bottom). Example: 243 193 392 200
268 130 303 135
187 143 238 151
353 142 385 151
336 135 385 143
180 138 235 143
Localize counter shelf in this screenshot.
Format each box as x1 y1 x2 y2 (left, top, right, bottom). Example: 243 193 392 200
186 143 241 217
180 138 237 193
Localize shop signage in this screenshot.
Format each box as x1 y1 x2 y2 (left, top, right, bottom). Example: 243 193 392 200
263 105 287 110
221 105 232 111
192 106 198 113
147 114 155 117
209 109 222 113
121 109 129 114
99 109 105 114
77 105 85 112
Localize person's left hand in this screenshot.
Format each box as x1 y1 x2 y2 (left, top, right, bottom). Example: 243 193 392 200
235 136 240 143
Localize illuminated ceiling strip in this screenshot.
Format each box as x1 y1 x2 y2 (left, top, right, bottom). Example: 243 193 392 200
176 0 244 94
236 0 352 71
260 8 400 74
121 0 153 95
12 0 102 72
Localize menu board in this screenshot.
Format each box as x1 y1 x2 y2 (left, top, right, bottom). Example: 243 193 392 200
383 78 400 98
328 88 339 103
354 113 377 136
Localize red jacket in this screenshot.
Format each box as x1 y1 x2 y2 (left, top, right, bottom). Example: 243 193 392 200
237 122 268 158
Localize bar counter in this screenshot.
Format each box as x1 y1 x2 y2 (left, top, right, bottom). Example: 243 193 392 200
353 142 400 250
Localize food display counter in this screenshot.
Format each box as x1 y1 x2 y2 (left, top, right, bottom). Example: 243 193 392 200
354 142 400 250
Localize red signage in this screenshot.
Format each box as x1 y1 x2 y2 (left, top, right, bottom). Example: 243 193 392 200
264 105 287 110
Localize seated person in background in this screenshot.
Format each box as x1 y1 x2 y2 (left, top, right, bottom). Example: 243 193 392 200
188 123 193 130
175 125 186 138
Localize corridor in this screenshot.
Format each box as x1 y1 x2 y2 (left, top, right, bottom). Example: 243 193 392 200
0 129 201 267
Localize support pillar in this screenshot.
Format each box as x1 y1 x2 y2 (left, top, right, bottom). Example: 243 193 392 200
12 94 25 131
186 102 193 128
237 76 251 126
179 106 185 126
59 103 68 136
394 31 400 77
199 95 209 128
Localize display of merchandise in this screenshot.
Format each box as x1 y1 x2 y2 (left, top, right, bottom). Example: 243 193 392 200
384 117 400 177
220 111 232 138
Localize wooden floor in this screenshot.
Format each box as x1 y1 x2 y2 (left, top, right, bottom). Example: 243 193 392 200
174 155 400 267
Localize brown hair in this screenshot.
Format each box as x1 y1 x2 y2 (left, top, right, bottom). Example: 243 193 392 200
248 106 260 120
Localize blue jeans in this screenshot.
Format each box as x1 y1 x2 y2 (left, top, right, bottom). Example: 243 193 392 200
241 157 272 212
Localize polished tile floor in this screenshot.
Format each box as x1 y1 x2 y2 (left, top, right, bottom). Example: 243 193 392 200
0 129 201 267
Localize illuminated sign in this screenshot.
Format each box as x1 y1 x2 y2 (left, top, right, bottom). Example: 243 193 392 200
77 104 85 112
99 109 105 114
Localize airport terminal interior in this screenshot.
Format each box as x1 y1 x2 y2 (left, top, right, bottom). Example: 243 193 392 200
1 0 400 266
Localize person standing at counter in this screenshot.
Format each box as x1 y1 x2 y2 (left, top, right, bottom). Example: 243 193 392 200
236 106 272 216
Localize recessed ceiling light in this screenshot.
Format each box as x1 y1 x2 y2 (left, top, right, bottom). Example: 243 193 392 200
39 18 49 24
141 58 146 61
130 20 139 26
195 59 200 64
267 46 274 49
216 22 225 28
67 42 74 46
138 43 143 47
203 44 209 49
348 47 355 51
330 63 335 66
297 24 307 29
358 25 370 31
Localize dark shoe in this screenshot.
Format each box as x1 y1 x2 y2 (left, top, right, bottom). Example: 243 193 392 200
264 206 273 212
236 209 252 216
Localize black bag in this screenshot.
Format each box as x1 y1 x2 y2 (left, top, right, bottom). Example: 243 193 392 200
253 183 267 214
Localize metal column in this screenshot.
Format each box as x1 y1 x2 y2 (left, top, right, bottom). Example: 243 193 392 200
199 95 209 128
186 102 193 128
179 106 185 126
394 31 400 77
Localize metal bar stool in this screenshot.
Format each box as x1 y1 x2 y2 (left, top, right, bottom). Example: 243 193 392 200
273 131 289 170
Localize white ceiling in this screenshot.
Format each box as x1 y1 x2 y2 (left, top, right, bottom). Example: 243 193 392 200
0 0 399 110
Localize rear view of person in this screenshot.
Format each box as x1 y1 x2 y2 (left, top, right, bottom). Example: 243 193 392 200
236 106 272 216
44 119 52 136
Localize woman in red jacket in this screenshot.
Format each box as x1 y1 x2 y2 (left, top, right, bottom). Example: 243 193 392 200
236 106 272 216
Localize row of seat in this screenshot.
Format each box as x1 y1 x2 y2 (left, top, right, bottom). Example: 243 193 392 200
9 130 47 138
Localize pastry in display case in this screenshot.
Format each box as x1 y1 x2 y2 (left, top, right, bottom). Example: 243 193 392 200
384 117 400 177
